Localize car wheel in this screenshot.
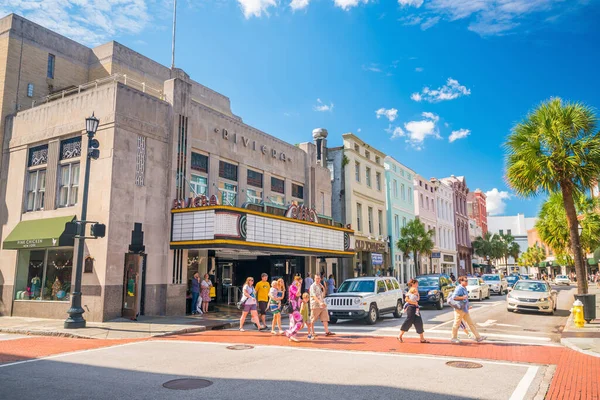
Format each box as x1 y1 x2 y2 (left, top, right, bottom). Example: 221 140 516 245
329 317 337 324
436 296 444 310
393 301 403 318
365 304 378 325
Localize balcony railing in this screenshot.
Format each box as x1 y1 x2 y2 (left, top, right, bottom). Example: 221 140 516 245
18 73 165 112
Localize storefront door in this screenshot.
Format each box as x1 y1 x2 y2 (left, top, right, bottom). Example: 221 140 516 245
122 254 145 319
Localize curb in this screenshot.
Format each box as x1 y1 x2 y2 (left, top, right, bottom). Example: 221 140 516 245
0 321 236 340
559 311 600 358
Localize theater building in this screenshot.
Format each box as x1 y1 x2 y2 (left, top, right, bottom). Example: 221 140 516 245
0 14 353 322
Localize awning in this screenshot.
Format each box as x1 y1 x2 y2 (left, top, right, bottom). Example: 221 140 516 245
588 258 598 266
3 216 76 250
539 262 547 268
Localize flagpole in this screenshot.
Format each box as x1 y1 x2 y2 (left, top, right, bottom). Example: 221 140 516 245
171 0 177 69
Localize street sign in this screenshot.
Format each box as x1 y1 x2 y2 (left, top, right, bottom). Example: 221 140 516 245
431 252 441 258
372 253 383 265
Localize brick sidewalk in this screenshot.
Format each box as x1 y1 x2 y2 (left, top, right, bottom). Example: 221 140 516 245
1 331 598 399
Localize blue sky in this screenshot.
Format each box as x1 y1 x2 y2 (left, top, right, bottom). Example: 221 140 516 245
4 0 600 217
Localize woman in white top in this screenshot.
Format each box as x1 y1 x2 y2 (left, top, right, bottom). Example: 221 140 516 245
239 277 263 332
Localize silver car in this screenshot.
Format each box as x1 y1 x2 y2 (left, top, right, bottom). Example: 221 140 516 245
506 280 558 315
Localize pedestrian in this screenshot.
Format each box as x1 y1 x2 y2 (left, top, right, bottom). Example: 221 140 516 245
321 273 328 294
304 273 314 293
300 292 314 340
285 275 303 342
450 276 486 344
397 279 429 343
450 272 456 283
269 280 284 335
310 274 335 337
200 274 212 314
255 273 271 329
239 277 263 332
191 272 201 315
277 278 286 300
327 274 336 295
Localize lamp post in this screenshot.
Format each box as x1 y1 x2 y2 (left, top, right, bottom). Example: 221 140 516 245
64 113 100 329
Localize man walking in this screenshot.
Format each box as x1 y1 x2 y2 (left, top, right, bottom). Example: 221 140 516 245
450 276 486 344
255 273 271 329
310 274 335 337
304 273 313 293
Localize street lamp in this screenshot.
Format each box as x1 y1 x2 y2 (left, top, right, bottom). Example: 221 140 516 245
64 113 100 329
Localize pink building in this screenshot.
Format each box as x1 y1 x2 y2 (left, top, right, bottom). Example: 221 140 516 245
441 175 472 275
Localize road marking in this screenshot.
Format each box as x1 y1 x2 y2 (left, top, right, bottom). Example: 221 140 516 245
509 366 539 400
496 323 521 327
477 319 497 327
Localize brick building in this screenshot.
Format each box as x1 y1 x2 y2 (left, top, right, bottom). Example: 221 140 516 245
467 189 488 235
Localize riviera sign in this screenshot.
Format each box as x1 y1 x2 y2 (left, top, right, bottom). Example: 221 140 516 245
215 128 291 163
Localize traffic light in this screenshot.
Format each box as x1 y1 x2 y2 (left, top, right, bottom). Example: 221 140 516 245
88 138 100 159
90 223 106 238
64 221 78 238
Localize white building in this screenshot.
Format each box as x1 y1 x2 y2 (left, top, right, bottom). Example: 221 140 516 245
487 214 537 270
431 178 457 276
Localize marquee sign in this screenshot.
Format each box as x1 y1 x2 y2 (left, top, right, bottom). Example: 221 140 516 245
285 204 318 223
172 194 219 210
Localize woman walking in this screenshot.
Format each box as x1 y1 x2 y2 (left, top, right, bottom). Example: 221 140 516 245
269 280 284 334
285 275 303 342
327 274 336 295
239 277 263 331
398 279 429 343
200 274 212 314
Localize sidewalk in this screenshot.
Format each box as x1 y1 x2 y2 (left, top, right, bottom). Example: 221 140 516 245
560 284 600 357
0 312 238 339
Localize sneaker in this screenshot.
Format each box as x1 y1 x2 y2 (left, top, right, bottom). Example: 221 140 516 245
467 333 475 340
451 338 461 344
309 335 315 341
475 336 487 343
307 334 313 340
289 336 299 342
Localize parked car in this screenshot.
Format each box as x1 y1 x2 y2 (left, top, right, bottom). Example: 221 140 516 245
414 274 455 310
554 275 571 285
325 277 404 325
482 274 508 295
466 277 490 301
506 275 520 288
507 280 558 315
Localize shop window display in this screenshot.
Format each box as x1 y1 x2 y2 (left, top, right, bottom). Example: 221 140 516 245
14 248 73 301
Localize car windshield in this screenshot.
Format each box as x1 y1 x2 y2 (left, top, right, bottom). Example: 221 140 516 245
513 282 549 292
416 277 438 287
482 275 499 281
506 276 518 283
557 275 567 279
467 279 479 285
337 280 375 293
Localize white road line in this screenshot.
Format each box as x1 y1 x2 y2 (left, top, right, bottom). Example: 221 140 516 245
0 342 140 369
428 303 501 331
509 366 539 400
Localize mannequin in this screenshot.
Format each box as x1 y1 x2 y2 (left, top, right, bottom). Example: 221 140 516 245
31 276 41 299
52 277 62 300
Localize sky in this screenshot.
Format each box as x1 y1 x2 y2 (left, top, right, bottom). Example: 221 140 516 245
3 0 600 218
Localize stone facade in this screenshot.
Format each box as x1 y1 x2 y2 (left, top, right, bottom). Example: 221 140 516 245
384 156 415 285
0 14 338 321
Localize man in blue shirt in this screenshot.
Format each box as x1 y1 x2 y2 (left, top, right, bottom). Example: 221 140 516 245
451 276 486 344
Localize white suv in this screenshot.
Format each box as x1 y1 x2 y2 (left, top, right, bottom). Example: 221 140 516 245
325 277 404 325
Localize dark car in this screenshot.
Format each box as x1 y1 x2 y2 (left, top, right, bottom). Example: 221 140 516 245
414 274 455 310
506 275 520 288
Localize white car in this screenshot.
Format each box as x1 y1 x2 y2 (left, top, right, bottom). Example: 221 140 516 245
325 277 404 325
467 277 491 301
554 275 571 285
482 274 508 295
507 280 558 314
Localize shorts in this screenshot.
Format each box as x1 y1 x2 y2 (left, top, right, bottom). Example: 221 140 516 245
243 303 257 313
258 301 268 315
310 306 330 324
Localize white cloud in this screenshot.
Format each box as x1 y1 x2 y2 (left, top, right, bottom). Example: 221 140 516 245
485 188 512 216
290 0 310 11
357 128 362 133
411 78 471 103
415 67 424 72
398 0 423 7
387 112 440 150
448 128 471 143
363 64 382 73
2 0 153 45
400 0 585 36
237 0 278 18
334 0 369 11
376 108 398 122
313 98 334 112
420 16 441 30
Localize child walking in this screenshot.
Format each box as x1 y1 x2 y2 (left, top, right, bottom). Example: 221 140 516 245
269 280 284 335
300 292 314 340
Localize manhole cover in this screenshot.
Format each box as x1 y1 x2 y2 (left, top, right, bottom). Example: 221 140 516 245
163 379 213 390
226 344 254 350
446 361 483 369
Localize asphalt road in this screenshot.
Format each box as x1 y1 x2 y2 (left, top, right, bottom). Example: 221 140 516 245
0 340 546 400
306 284 576 346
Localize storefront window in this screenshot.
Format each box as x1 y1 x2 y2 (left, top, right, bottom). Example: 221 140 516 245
14 248 73 301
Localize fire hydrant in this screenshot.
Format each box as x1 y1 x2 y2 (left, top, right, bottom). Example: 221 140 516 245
572 299 585 328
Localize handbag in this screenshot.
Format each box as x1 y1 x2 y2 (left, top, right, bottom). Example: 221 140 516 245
447 294 463 310
236 298 247 310
282 301 293 314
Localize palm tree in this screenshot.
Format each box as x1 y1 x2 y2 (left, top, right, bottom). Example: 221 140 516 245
508 242 521 272
472 233 498 272
396 218 435 278
505 98 600 294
